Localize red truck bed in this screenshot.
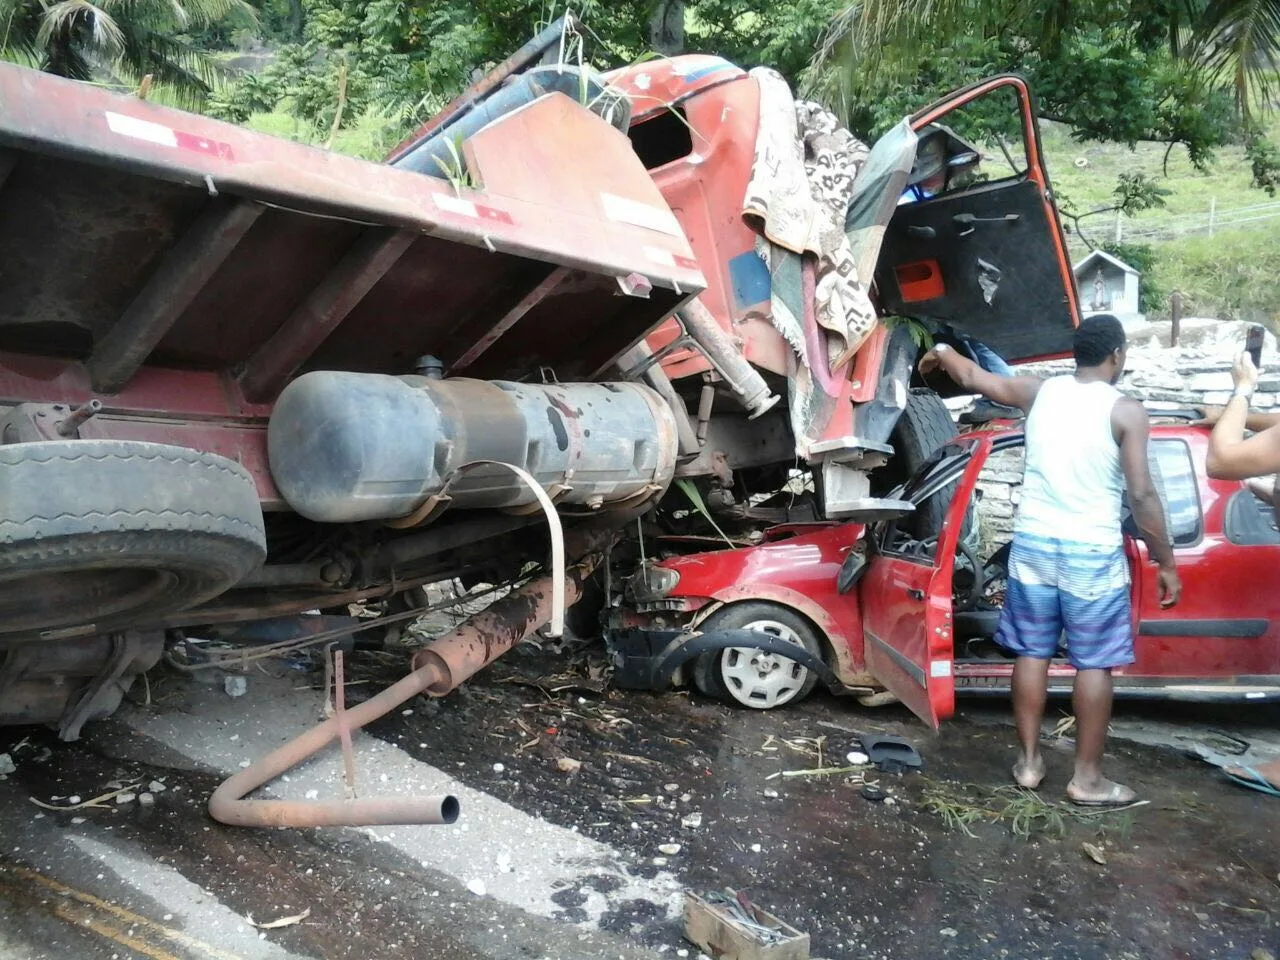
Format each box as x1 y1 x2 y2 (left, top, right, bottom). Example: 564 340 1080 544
0 63 704 405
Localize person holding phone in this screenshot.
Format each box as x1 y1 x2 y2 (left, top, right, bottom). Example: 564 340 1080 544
1202 337 1280 796
919 314 1181 806
1205 348 1280 485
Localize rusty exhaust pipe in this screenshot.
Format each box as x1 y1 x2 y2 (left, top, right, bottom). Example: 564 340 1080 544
208 546 604 829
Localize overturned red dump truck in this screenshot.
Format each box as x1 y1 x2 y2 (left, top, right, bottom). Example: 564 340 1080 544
0 16 1082 822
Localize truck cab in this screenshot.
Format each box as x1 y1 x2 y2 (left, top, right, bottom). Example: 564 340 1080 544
605 58 1082 524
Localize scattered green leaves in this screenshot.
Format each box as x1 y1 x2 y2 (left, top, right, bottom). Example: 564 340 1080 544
675 478 735 548
922 779 1147 839
883 315 934 350
433 134 474 193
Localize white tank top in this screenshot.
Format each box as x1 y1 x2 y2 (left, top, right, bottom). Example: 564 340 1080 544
1016 375 1125 547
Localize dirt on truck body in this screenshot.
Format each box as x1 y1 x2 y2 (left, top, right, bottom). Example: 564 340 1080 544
0 16 1083 788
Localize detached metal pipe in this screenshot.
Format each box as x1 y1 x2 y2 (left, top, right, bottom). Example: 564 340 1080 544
676 299 780 419
208 548 604 829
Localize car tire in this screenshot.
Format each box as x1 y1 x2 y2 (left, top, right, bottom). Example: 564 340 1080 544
698 602 825 710
0 440 266 641
691 650 729 701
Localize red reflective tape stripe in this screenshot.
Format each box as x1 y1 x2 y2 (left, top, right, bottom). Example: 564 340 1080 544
674 254 698 271
173 130 235 160
476 205 513 225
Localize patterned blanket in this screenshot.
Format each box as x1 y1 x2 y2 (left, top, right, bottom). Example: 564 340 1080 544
742 67 916 458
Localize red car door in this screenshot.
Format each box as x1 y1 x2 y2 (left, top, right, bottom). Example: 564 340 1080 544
1124 427 1280 689
860 435 993 726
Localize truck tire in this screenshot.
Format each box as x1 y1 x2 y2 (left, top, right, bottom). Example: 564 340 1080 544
0 440 267 642
698 602 825 710
888 389 959 540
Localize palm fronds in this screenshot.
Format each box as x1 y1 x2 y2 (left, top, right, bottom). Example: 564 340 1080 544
0 0 253 104
1191 0 1280 114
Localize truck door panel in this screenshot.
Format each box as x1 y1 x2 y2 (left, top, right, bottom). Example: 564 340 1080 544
874 76 1079 364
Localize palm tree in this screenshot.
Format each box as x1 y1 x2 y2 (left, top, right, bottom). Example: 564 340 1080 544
0 0 254 105
1194 0 1280 114
814 0 1280 117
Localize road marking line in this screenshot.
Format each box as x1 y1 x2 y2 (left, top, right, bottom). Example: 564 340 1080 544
0 863 247 960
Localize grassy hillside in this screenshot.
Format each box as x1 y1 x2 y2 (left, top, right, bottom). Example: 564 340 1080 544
1040 121 1280 324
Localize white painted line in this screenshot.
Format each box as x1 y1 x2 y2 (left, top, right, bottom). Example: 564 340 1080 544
123 680 682 927
68 835 308 960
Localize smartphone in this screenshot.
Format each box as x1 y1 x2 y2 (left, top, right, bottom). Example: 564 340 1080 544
1247 324 1265 369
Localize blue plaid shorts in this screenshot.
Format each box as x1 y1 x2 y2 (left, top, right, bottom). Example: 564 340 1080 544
995 533 1134 670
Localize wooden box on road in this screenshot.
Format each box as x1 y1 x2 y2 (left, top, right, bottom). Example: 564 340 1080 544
683 891 809 960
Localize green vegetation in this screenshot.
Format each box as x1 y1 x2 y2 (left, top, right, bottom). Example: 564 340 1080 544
1040 119 1280 321
0 0 254 105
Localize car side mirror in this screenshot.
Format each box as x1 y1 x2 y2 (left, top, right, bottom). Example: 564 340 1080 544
837 544 869 594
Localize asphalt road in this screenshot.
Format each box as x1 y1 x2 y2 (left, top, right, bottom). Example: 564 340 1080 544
0 648 1277 960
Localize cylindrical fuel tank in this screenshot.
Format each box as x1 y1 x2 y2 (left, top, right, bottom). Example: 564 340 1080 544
268 372 678 523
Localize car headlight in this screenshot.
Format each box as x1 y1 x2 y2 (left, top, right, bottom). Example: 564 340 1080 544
626 563 681 603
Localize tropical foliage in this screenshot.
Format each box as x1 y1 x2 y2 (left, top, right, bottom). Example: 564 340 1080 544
807 0 1280 188
207 1 844 137
0 0 253 104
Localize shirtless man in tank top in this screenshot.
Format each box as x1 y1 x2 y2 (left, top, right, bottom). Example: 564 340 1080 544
919 314 1182 805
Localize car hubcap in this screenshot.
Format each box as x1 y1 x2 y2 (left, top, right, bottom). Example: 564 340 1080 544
719 619 809 709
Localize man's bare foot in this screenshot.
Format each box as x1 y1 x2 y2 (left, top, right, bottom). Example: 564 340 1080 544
1012 754 1046 789
1224 757 1280 792
1066 777 1136 806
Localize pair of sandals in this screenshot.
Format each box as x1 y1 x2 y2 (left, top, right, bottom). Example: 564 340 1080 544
1014 760 1138 807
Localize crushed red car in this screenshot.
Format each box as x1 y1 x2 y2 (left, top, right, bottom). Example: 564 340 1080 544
609 415 1280 727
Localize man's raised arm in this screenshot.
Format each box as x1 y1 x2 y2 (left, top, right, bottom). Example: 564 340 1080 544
918 343 1043 412
1207 352 1280 480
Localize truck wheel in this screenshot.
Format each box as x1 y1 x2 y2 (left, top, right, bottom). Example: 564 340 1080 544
0 440 266 642
699 602 825 710
889 388 959 540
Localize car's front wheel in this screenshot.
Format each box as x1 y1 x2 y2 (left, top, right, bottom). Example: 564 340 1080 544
695 602 825 709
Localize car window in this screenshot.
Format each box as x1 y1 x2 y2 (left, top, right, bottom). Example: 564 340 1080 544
1148 439 1201 547
1224 486 1280 546
880 482 956 562
898 441 972 502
